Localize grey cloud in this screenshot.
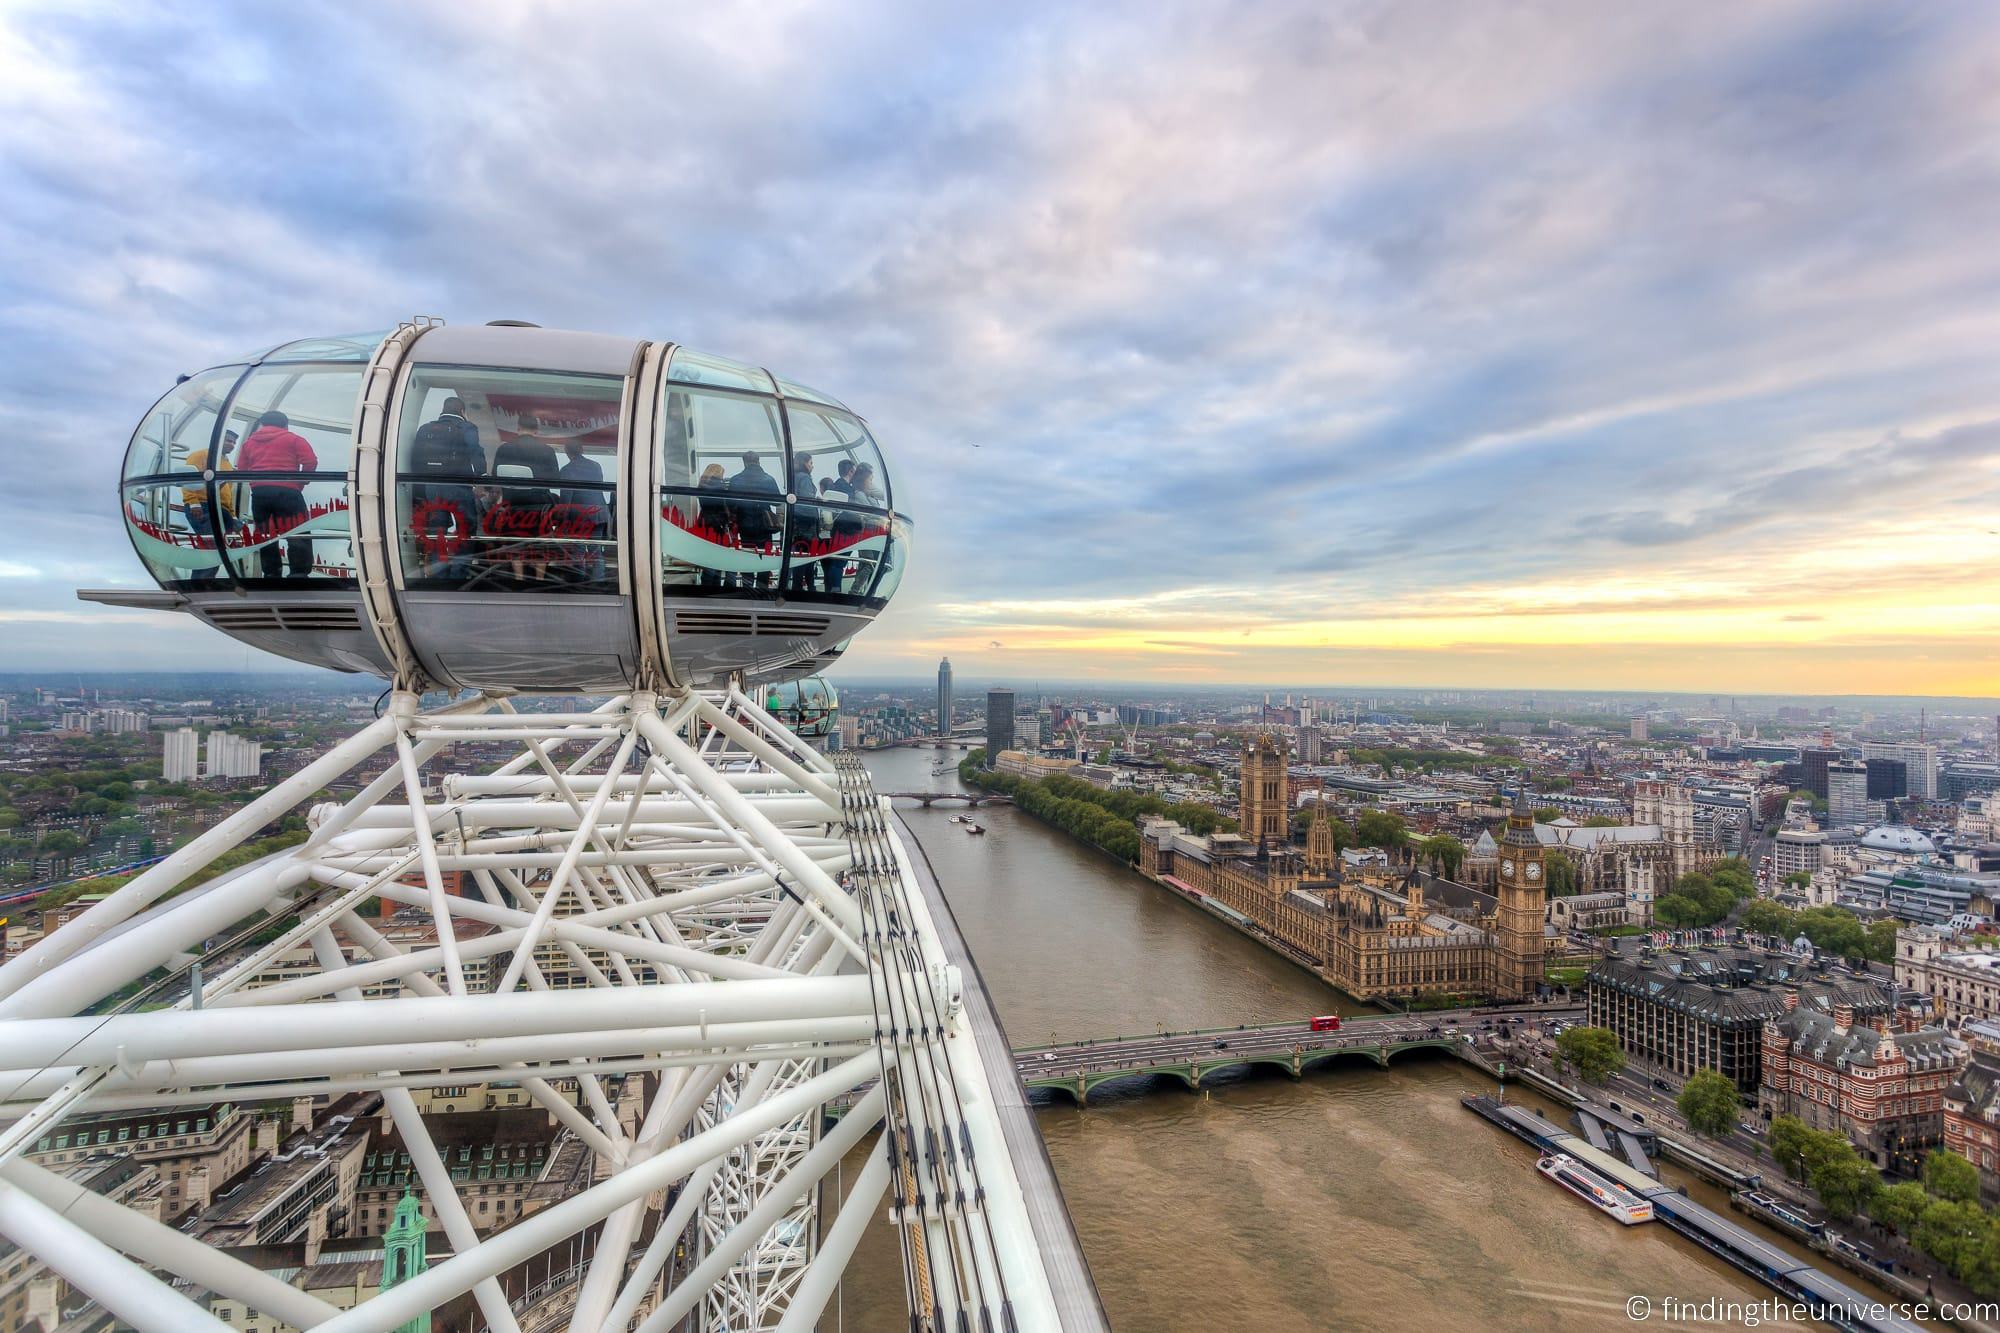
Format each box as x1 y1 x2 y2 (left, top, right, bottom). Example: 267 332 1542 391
2 2 1999 670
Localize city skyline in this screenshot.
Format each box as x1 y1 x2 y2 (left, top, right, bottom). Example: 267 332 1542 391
6 4 2000 694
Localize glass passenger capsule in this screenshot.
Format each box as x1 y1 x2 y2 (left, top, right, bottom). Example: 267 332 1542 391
87 322 911 691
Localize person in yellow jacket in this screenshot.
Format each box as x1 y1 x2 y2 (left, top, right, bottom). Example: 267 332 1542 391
180 429 239 582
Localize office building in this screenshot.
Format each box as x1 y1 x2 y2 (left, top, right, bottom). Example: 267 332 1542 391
1801 747 1843 800
1772 825 1825 877
1865 757 1908 802
1946 764 2000 803
1741 743 1801 764
936 657 953 737
1846 862 1999 926
984 689 1015 767
1630 715 1648 741
994 751 1079 779
1897 928 2000 1026
1863 741 1939 801
1827 759 1876 828
163 726 201 782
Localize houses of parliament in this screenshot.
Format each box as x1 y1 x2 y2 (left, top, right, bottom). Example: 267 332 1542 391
1138 735 1547 1003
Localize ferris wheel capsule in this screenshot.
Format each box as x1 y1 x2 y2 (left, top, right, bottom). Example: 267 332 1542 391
87 321 911 691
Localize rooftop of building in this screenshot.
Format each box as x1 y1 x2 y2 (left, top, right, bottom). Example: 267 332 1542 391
1861 825 1938 855
1590 944 1893 1026
1556 890 1627 908
1533 820 1666 848
1768 1006 1964 1073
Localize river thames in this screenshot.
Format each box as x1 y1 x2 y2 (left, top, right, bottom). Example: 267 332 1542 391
835 747 1833 1331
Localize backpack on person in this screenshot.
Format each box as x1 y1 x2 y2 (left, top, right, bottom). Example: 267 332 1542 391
411 419 480 477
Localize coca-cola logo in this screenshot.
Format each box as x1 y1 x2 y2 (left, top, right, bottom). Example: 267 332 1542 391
480 502 602 540
410 497 470 560
410 498 605 559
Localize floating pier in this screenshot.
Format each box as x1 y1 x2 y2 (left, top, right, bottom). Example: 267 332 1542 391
1464 1095 1925 1333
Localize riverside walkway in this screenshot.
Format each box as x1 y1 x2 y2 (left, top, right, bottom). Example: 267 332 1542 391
1014 1001 1582 1104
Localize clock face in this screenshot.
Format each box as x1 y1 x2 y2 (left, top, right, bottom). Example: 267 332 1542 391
1500 860 1514 878
1526 862 1542 882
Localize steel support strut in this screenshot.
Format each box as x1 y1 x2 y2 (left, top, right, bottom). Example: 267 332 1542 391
0 688 1067 1331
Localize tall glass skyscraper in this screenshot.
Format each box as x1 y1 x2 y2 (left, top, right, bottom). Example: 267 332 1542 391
938 657 953 737
985 688 1015 767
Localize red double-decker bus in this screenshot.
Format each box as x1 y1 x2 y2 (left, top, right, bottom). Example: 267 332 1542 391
1309 1015 1342 1032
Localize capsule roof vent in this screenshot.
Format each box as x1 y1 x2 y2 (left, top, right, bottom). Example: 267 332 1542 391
486 320 541 328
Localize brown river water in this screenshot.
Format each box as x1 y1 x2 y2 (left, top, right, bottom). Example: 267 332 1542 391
823 747 1868 1331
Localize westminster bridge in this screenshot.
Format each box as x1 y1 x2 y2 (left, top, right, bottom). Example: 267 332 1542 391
1013 1001 1584 1104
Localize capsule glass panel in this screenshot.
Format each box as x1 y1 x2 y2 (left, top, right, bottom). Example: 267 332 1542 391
773 376 846 409
231 476 356 583
122 481 231 586
263 331 389 363
664 346 775 395
220 365 363 587
226 365 364 477
784 405 889 509
658 384 787 593
395 366 622 593
870 513 915 602
123 367 241 481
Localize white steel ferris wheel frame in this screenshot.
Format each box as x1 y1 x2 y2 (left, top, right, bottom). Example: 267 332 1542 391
0 687 1063 1331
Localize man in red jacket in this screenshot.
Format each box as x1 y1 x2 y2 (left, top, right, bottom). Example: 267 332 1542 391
236 410 319 579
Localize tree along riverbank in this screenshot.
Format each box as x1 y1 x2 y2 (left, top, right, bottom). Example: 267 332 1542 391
957 748 1234 864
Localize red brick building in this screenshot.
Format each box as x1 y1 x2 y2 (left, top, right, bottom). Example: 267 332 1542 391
1943 1020 2000 1203
1760 995 1966 1175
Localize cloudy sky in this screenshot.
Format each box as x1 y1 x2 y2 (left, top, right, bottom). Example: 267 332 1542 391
3 1 1999 695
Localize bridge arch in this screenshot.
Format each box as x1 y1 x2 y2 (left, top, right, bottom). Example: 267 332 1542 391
1297 1047 1392 1076
1381 1039 1459 1065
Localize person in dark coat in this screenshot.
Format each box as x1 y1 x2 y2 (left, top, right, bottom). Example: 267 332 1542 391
727 451 782 587
557 441 607 584
788 452 821 591
406 396 485 580
489 429 560 583
817 460 857 593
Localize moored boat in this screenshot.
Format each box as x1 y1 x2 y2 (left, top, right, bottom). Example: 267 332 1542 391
1535 1153 1653 1225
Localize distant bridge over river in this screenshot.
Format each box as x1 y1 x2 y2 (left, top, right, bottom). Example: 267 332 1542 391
881 791 1014 807
1014 1002 1582 1104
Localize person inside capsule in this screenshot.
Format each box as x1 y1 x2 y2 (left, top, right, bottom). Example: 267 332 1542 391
180 429 238 584
237 409 319 579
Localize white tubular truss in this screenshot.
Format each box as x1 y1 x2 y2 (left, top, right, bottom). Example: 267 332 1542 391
0 688 1064 1331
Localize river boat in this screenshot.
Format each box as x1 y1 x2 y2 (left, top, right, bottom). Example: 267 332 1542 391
1535 1153 1653 1225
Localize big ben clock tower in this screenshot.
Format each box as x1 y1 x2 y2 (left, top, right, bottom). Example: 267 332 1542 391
1494 780 1547 1002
